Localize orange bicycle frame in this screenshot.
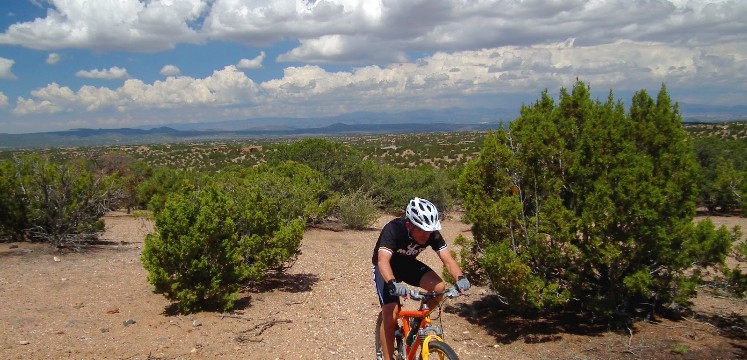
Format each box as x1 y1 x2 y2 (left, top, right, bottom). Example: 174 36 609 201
378 287 458 360
399 304 441 359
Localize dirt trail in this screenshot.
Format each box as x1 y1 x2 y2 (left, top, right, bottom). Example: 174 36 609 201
1 212 745 359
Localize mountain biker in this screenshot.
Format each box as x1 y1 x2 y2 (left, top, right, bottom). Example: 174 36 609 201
372 197 470 360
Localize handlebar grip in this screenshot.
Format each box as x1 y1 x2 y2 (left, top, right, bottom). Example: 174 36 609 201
408 289 423 300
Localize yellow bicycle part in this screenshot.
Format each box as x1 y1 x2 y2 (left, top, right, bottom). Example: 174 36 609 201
419 334 445 360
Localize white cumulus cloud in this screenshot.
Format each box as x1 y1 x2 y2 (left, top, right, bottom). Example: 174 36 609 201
160 65 182 77
2 0 745 65
204 0 747 65
237 51 266 70
0 0 208 52
75 67 131 80
0 92 8 108
14 66 259 115
0 57 17 80
11 37 747 120
46 53 60 65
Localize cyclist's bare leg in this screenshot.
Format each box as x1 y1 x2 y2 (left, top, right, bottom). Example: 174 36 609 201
380 302 400 360
420 270 446 309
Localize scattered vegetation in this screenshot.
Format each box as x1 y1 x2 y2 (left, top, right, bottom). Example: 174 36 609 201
0 80 744 319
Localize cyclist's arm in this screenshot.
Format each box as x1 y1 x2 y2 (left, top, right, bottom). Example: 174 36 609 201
377 250 396 284
437 248 463 282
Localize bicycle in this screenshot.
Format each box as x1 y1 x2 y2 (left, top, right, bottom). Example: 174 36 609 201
375 287 460 360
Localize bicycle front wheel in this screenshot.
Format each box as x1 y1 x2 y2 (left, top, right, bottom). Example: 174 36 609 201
418 340 459 360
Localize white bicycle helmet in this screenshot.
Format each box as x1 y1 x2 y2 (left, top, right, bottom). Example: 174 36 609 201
406 197 441 231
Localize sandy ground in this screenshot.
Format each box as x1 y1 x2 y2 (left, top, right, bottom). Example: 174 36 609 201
1 212 746 359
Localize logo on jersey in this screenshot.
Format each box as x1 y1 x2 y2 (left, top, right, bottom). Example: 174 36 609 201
397 243 425 256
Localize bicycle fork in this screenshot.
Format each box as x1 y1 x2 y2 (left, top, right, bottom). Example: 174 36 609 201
407 319 446 360
419 334 445 360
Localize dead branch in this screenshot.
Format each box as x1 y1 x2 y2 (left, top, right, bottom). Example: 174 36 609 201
234 318 292 343
251 318 292 336
627 326 633 347
218 313 252 321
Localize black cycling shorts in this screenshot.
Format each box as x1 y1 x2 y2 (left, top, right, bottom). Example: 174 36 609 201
372 258 434 305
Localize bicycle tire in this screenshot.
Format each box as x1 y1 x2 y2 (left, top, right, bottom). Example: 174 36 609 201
375 312 384 360
418 340 459 360
375 312 405 360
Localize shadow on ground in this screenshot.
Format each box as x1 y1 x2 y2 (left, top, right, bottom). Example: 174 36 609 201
159 273 319 315
446 294 747 359
247 272 320 294
692 311 747 340
445 295 608 344
450 294 747 343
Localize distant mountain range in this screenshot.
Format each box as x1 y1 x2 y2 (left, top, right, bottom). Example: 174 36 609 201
0 105 744 150
678 103 747 122
0 107 511 149
0 122 503 150
153 107 511 131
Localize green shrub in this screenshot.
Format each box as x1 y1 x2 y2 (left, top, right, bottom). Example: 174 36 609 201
374 165 456 214
142 182 306 312
337 188 381 230
141 185 248 312
243 218 305 280
221 161 335 223
458 81 733 321
692 135 746 214
136 166 198 214
228 185 305 277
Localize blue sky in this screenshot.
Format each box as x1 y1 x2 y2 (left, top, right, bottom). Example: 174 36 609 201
0 0 745 134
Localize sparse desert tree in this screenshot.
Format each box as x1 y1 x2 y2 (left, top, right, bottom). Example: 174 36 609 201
88 151 152 213
693 137 745 213
12 155 122 247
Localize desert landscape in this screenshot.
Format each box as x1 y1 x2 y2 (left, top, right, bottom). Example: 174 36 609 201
1 211 746 360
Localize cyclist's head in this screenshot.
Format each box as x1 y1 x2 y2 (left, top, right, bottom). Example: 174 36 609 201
405 197 441 232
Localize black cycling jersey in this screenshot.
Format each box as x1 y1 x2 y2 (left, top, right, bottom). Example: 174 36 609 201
371 217 448 265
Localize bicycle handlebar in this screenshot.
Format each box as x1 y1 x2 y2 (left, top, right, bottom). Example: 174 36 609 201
406 287 460 301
